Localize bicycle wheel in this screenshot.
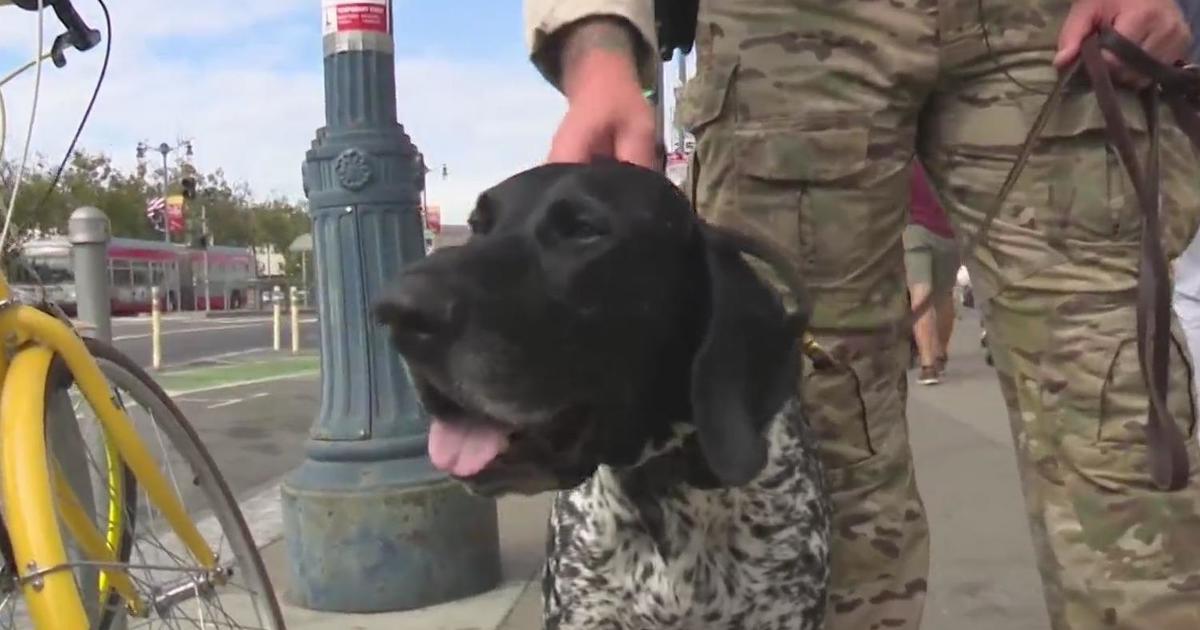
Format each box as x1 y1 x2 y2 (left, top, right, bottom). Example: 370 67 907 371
45 348 139 630
0 337 286 629
0 361 138 629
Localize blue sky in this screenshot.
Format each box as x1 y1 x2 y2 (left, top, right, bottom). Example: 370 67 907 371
0 1 608 225
145 2 530 75
0 1 691 224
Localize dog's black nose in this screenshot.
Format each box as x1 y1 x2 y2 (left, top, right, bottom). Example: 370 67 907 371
375 273 463 353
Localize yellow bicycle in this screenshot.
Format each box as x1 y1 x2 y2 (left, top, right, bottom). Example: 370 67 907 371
0 1 286 627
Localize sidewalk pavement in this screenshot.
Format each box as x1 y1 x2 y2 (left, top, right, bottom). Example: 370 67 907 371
242 310 1050 629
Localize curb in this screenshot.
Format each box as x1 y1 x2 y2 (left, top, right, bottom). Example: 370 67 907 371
204 309 318 319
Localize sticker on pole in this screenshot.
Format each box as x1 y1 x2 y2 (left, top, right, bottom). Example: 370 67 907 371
665 151 689 189
322 0 390 35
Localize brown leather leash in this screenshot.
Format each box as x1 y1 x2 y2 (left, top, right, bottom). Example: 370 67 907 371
1083 29 1198 491
895 29 1199 491
777 29 1200 491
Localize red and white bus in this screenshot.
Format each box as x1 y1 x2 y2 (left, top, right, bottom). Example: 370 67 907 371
8 236 257 315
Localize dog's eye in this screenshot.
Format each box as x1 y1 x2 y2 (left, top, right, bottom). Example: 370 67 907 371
561 218 605 239
545 203 609 243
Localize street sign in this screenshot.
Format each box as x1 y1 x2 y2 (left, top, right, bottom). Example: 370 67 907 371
322 0 389 36
166 194 186 233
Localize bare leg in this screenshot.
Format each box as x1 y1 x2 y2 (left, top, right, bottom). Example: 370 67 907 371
910 282 941 380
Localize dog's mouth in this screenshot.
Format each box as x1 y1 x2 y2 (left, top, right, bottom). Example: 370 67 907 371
415 376 596 483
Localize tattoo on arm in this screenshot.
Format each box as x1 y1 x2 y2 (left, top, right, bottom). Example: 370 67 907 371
562 17 636 71
547 16 642 89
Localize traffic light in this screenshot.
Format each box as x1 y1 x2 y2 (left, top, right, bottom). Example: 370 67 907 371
181 176 197 200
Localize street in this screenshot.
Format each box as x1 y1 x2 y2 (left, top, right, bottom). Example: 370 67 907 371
87 349 326 569
106 312 320 368
170 376 317 502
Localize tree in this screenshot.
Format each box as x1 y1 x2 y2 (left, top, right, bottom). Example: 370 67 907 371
249 197 312 281
0 147 310 272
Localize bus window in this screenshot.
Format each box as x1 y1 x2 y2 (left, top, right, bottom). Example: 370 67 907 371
7 260 39 284
111 259 133 288
13 255 73 284
131 262 150 287
213 263 225 294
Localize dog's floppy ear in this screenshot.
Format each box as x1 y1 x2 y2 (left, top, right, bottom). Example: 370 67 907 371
690 225 800 487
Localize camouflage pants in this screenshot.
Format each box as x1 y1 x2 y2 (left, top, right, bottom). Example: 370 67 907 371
678 0 1200 628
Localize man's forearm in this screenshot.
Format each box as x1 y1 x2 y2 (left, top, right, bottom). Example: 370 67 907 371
560 17 639 88
534 15 648 92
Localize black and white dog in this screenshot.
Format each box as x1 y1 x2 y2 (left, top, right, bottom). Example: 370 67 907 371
375 160 831 629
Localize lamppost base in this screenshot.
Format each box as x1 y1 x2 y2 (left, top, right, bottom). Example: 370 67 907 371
280 456 501 613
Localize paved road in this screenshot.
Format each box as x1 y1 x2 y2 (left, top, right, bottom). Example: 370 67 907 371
62 355 320 509
105 313 320 368
171 375 318 500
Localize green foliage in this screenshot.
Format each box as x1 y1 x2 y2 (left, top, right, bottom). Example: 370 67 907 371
0 149 312 278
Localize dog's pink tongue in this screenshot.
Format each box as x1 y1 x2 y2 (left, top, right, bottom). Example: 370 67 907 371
428 419 509 477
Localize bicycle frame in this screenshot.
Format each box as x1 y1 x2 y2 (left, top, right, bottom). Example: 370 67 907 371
0 271 219 628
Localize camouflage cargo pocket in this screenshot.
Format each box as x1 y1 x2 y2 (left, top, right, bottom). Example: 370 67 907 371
1043 293 1199 492
733 119 882 471
1016 90 1150 247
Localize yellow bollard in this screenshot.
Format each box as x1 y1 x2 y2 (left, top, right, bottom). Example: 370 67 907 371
272 285 282 352
151 286 162 370
290 286 300 354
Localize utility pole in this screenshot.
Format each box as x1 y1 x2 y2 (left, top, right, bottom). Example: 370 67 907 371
675 53 688 153
138 140 192 243
282 0 500 613
158 146 170 243
137 139 194 312
202 203 211 313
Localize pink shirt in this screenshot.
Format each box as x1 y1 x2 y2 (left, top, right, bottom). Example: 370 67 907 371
909 162 954 239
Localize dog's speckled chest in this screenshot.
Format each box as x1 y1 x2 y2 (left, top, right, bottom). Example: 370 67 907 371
542 400 831 630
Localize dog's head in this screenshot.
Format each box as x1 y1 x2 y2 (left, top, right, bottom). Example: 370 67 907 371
375 160 803 495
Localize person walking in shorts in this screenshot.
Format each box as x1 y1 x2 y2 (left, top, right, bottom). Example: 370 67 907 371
904 160 960 385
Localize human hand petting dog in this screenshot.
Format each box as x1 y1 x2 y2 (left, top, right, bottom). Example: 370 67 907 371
545 17 658 169
1055 0 1193 86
